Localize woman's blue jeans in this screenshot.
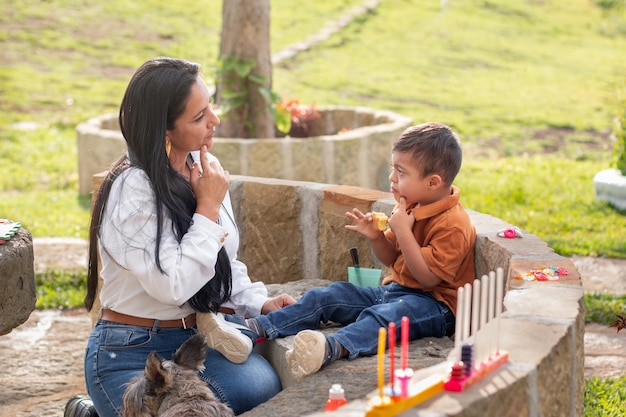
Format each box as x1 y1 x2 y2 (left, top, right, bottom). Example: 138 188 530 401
256 281 455 359
85 319 281 417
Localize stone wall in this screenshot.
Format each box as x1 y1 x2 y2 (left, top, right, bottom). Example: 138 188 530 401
225 176 584 417
77 107 413 195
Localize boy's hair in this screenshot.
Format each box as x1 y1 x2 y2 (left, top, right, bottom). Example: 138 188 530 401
392 122 462 185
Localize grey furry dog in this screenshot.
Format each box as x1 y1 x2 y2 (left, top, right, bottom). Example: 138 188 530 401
123 334 235 417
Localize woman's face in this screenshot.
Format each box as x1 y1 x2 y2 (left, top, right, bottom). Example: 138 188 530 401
166 76 220 157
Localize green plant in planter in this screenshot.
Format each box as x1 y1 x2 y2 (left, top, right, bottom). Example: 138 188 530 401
215 55 291 136
613 91 626 175
276 98 321 138
610 314 626 333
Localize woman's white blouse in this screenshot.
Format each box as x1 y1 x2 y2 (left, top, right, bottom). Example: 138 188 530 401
98 153 268 320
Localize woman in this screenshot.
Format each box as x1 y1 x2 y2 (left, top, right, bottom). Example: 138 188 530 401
82 57 295 417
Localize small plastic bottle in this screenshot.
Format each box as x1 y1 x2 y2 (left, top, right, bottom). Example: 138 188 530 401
324 384 347 412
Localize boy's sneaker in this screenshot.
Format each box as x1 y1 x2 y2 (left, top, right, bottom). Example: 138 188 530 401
285 330 330 380
196 312 253 364
222 313 264 344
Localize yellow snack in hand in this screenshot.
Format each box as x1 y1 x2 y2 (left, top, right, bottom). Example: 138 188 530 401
372 212 388 231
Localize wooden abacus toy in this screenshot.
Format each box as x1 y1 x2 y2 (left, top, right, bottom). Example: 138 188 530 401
443 268 509 392
364 268 508 417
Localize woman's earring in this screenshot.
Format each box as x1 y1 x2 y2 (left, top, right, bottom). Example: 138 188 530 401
165 139 172 157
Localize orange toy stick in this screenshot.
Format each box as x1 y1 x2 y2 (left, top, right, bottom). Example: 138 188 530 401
377 327 386 399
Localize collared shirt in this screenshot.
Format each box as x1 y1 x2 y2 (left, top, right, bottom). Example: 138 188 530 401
381 186 476 314
99 153 267 320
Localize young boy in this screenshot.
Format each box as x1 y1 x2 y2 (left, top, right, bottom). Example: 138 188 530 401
213 122 476 379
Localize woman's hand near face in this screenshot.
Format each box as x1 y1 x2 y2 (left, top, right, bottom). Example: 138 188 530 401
190 145 230 221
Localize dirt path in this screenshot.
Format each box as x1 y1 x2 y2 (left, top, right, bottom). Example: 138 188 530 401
0 309 91 417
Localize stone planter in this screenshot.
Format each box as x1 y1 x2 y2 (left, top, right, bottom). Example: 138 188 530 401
76 106 413 195
593 168 626 210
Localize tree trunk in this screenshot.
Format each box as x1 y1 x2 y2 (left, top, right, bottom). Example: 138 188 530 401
217 0 274 138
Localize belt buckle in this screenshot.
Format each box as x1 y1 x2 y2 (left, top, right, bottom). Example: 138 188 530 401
181 317 188 329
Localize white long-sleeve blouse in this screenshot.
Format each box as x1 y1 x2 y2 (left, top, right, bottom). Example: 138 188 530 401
98 152 268 320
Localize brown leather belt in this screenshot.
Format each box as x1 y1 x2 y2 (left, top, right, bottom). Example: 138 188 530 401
100 309 196 329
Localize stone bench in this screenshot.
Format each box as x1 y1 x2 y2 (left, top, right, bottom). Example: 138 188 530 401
91 172 584 417
228 176 584 417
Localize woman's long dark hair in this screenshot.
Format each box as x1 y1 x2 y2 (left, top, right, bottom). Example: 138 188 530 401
85 57 231 313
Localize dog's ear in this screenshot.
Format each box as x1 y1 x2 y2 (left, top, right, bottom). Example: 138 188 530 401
144 351 172 390
123 376 153 417
172 334 208 371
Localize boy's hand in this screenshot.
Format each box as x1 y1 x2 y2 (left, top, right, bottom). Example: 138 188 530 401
345 208 383 240
388 197 415 235
261 293 296 314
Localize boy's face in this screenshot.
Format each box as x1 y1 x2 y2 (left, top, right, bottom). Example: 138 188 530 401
388 150 435 207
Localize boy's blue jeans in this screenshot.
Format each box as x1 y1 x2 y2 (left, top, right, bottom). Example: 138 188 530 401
85 321 281 417
256 281 455 359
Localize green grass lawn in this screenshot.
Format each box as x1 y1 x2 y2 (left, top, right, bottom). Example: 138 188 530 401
584 376 626 416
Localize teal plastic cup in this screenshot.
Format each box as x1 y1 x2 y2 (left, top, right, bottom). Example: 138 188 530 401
348 266 382 287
